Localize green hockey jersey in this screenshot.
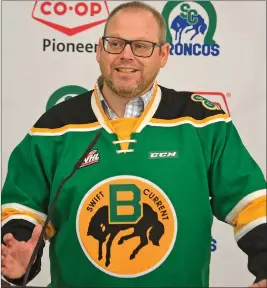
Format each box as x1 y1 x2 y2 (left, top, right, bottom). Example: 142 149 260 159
1 83 266 287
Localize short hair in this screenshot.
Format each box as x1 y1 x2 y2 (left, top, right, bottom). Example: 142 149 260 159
103 1 166 44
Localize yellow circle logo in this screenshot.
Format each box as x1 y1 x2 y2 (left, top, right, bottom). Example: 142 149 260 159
76 176 177 277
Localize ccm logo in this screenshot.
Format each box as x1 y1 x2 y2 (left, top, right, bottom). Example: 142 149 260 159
149 152 177 159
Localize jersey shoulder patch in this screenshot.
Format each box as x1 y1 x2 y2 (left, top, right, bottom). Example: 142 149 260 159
190 94 222 112
155 85 226 121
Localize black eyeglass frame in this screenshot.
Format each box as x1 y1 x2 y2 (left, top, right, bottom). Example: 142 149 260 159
101 36 163 58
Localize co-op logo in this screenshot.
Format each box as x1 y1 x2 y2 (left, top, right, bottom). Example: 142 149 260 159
46 85 231 117
32 1 109 36
32 1 109 53
162 1 220 56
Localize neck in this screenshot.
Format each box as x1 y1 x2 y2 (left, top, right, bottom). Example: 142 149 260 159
100 81 154 118
101 84 130 118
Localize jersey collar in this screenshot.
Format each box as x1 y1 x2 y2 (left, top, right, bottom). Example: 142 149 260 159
91 81 162 134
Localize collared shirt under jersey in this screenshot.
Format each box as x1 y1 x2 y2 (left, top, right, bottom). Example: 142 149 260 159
96 83 155 119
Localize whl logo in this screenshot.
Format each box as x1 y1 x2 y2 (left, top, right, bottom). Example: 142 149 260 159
80 150 100 168
32 1 110 36
162 1 220 56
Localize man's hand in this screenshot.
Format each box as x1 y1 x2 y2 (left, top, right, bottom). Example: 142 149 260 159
1 224 42 279
250 279 267 288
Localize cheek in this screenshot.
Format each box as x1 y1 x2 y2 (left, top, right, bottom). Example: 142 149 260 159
100 55 117 74
99 58 111 74
142 59 161 76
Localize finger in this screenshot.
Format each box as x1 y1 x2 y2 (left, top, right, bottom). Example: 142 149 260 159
29 224 43 246
3 233 17 247
2 266 7 275
2 250 13 263
250 283 263 288
1 267 10 279
256 279 267 288
1 265 15 279
2 254 16 271
1 256 10 270
1 258 12 272
2 255 6 267
1 267 15 280
1 244 8 256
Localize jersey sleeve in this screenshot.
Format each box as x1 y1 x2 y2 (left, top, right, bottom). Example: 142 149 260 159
1 132 57 238
1 113 60 284
208 118 267 282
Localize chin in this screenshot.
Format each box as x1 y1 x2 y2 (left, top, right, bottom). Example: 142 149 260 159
104 75 147 98
115 77 138 85
117 83 137 90
113 80 138 90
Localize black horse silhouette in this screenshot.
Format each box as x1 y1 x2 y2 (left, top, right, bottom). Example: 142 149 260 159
87 203 165 267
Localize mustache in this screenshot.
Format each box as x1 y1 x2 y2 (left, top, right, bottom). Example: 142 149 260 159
113 60 143 70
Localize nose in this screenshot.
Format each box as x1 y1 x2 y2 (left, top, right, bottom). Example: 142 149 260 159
120 43 134 60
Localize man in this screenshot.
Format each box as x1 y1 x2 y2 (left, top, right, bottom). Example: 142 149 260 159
1 1 266 287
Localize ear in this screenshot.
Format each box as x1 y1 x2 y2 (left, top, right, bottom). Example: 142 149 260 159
96 38 103 63
160 43 170 68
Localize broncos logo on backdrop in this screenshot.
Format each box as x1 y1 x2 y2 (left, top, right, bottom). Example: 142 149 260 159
76 176 177 277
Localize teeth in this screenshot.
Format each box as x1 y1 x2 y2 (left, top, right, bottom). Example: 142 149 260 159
117 68 136 73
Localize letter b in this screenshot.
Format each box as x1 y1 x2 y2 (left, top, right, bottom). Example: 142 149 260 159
109 184 141 223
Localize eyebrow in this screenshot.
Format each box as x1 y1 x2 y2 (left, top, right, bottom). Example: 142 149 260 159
106 34 158 42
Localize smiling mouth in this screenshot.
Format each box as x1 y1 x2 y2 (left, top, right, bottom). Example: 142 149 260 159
115 68 138 73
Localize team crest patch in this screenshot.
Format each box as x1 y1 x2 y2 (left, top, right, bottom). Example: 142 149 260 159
191 94 221 111
76 176 177 277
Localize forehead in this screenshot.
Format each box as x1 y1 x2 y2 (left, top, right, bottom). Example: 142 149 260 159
105 9 160 42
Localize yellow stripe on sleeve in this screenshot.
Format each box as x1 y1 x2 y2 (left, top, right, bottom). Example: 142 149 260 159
231 196 266 240
2 208 56 240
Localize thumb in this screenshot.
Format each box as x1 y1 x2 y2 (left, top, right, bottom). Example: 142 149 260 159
28 224 43 246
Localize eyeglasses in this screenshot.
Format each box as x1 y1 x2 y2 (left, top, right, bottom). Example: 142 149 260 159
102 36 163 58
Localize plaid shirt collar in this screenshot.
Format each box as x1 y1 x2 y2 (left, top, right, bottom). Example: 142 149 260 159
96 82 156 119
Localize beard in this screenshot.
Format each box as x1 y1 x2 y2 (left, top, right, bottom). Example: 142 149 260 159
100 70 158 99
